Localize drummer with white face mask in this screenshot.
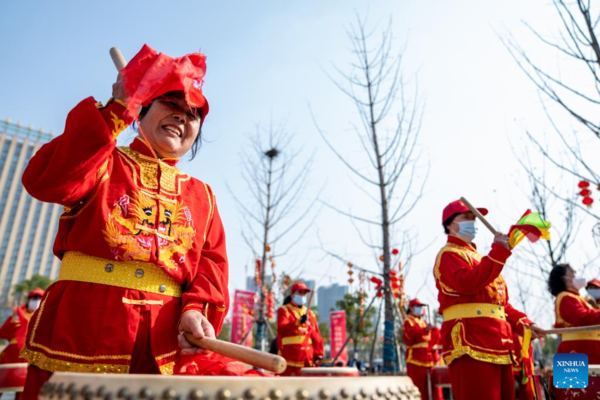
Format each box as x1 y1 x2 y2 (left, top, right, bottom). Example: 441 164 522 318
0 288 44 364
585 278 600 310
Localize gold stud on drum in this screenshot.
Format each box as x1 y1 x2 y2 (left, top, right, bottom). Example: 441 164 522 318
218 389 232 400
319 389 330 399
97 386 107 398
297 390 309 400
139 387 153 399
117 387 130 398
353 394 363 400
80 385 93 400
244 389 258 399
270 389 283 399
339 389 350 399
162 388 178 399
188 389 204 400
359 389 368 398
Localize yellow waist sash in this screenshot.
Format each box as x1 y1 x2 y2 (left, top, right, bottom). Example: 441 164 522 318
562 330 600 342
443 303 506 322
281 335 313 346
58 251 182 297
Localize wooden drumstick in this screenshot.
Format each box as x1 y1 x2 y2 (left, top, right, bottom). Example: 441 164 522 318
542 325 600 335
460 197 498 235
108 46 160 159
184 333 287 374
109 47 127 71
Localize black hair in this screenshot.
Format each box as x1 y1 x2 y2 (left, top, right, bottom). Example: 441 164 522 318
548 263 573 297
136 96 203 160
283 295 292 305
443 213 460 234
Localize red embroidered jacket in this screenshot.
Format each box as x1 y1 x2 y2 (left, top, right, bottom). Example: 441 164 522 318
554 289 600 363
0 305 32 364
20 97 229 374
434 235 531 366
276 304 324 368
403 314 440 368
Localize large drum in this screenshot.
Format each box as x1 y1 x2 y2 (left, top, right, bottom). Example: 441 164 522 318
40 373 421 400
300 367 360 377
0 363 28 393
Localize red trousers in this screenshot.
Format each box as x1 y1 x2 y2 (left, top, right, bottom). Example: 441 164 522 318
22 310 160 399
449 356 515 400
406 363 443 400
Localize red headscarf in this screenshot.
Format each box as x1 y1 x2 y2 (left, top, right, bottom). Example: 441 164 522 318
120 44 209 121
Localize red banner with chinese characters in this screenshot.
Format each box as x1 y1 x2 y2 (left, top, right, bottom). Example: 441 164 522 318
231 290 256 347
330 310 348 366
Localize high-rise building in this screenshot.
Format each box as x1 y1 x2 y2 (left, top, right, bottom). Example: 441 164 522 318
0 120 61 310
246 275 274 293
317 283 348 324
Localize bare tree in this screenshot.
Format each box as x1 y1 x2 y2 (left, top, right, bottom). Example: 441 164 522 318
503 0 600 224
231 121 316 351
312 16 426 372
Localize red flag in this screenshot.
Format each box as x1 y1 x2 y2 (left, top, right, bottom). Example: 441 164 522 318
231 290 255 347
330 310 348 366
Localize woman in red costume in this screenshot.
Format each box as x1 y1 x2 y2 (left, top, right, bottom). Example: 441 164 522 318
549 263 600 362
276 282 324 376
0 289 44 364
20 45 229 398
403 298 443 400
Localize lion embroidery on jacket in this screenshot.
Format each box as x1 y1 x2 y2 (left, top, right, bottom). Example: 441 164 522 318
103 191 196 270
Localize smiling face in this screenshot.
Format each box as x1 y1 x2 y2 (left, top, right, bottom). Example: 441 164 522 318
138 92 202 159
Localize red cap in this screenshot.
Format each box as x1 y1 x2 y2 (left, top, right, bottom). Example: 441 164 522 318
588 279 600 288
408 298 426 308
291 282 311 293
442 199 488 224
28 288 44 298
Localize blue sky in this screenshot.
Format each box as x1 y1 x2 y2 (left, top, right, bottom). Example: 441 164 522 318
2 1 598 326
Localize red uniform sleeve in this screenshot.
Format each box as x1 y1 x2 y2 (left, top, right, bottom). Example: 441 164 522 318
437 243 511 296
277 306 296 351
181 202 229 334
0 316 18 341
559 294 600 326
505 302 533 333
22 97 132 206
429 326 440 350
309 311 324 359
402 319 430 346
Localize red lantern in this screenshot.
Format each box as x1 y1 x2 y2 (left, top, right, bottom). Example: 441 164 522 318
377 291 384 298
580 189 592 197
392 248 399 255
347 262 353 268
348 278 354 284
579 181 590 188
266 245 271 252
583 197 594 206
348 270 354 276
379 255 384 261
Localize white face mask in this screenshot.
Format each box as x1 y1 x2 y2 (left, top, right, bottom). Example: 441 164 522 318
573 277 587 290
412 306 423 316
588 289 600 299
27 299 41 311
456 221 477 242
